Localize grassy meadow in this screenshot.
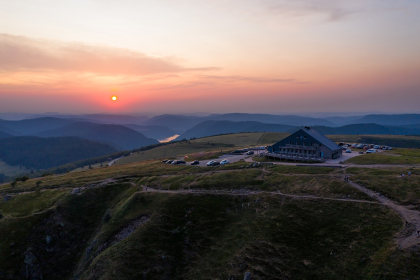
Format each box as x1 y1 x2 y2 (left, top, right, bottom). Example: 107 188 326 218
347 167 420 206
0 160 33 177
116 132 288 165
346 148 420 165
2 132 420 279
0 161 412 279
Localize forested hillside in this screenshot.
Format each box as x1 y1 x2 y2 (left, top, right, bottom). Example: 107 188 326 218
36 122 159 150
0 130 11 138
0 136 117 169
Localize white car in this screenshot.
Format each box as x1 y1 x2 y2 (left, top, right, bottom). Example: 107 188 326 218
206 161 215 166
366 149 377 154
220 159 229 165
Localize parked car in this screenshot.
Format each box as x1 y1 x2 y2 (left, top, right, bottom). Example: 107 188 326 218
366 149 377 154
231 150 243 154
207 161 220 166
162 159 168 163
191 160 199 165
246 151 254 155
374 145 380 149
346 149 352 153
172 160 185 165
363 146 370 150
357 144 364 149
220 159 229 165
166 160 174 164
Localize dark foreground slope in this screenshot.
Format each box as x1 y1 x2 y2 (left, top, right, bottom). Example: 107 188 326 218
0 136 117 169
37 122 159 150
1 162 418 279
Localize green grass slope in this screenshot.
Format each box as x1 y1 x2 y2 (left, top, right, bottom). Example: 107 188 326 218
117 132 288 165
1 161 419 279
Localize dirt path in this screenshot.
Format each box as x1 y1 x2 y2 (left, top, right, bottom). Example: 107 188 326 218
142 182 420 248
349 181 420 249
141 186 380 204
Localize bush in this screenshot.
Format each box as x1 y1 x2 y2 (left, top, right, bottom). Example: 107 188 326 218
36 180 42 187
21 176 30 182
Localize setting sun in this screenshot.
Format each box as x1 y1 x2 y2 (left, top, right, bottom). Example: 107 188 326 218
111 96 117 101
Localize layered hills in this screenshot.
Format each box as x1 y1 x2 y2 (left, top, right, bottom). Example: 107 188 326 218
36 122 158 150
0 136 116 170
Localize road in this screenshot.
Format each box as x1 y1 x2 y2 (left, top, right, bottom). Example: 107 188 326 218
108 156 124 166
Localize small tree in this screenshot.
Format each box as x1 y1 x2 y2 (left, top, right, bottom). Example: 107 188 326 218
21 176 30 182
36 180 42 188
11 181 17 188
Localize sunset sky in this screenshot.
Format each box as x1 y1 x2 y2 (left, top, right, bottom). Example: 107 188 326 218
1 0 419 115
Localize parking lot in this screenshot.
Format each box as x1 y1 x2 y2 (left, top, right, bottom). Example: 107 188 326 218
163 143 390 167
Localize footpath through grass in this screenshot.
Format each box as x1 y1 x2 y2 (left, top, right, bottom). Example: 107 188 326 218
1 159 419 279
347 167 420 206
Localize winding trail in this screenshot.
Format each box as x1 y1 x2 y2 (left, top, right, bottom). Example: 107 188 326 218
348 181 420 249
141 181 420 249
141 186 380 203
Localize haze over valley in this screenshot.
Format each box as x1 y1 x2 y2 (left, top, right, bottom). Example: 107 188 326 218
2 0 420 279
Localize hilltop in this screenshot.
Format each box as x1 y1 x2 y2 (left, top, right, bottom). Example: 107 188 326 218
1 155 420 279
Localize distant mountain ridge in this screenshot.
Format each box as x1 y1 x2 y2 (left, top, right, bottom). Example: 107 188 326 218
312 123 420 135
179 120 294 139
354 114 420 126
0 117 74 135
179 121 420 140
143 113 335 134
36 122 159 150
122 124 176 140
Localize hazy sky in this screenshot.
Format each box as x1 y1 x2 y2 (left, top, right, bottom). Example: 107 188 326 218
1 0 420 115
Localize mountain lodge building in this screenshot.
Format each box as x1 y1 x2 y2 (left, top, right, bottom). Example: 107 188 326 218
267 127 342 160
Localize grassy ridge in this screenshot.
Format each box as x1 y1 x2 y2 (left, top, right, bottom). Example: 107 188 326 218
1 184 402 279
347 167 420 206
2 150 420 278
117 132 288 165
346 149 420 165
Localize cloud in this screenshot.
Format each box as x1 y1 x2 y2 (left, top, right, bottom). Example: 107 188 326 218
263 0 359 21
197 75 295 83
0 34 220 75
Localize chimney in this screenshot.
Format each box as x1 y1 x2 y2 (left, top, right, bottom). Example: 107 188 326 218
304 126 310 130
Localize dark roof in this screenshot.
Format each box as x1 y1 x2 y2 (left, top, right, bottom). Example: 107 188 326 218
301 127 341 151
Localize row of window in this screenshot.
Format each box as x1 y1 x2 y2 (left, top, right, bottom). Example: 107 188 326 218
288 141 322 147
274 148 316 154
